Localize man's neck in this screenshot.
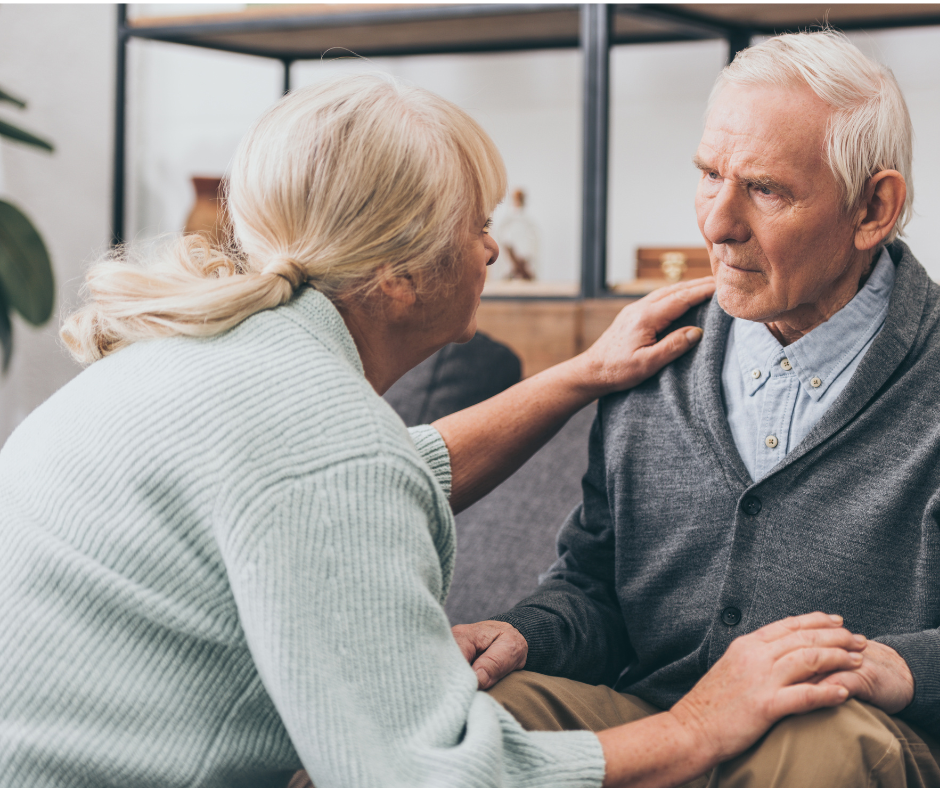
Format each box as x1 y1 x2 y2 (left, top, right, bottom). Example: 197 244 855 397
765 249 878 346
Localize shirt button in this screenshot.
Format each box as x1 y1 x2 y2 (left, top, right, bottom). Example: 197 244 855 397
741 495 762 516
751 369 761 379
765 435 778 448
780 358 792 371
721 606 742 626
811 377 822 388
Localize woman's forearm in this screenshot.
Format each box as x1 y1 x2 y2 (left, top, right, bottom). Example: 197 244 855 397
433 355 599 514
433 278 714 514
598 711 717 788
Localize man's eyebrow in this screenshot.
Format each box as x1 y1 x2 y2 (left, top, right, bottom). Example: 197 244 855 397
744 174 794 198
691 156 794 198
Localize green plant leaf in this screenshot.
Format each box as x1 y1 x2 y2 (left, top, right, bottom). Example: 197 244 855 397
0 117 53 152
0 200 55 325
0 282 12 373
0 86 26 109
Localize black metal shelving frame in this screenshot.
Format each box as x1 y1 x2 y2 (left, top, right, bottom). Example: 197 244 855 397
112 3 940 298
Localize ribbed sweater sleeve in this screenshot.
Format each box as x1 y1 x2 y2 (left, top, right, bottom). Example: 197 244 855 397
0 289 606 785
408 424 452 499
221 453 604 788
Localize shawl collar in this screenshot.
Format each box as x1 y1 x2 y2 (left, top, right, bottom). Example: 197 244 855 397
692 240 929 489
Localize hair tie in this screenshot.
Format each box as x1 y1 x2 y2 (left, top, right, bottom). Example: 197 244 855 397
262 257 307 289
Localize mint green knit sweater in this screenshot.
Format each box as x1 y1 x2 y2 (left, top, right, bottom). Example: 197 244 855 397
0 288 604 788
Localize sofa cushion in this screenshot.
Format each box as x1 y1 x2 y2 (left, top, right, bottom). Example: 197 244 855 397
445 405 595 625
383 332 522 427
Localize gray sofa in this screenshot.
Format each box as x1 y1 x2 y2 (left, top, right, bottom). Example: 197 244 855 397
384 333 594 625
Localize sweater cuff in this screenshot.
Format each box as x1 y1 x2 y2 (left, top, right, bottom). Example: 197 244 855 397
408 424 452 500
522 730 606 788
491 605 559 674
875 630 940 736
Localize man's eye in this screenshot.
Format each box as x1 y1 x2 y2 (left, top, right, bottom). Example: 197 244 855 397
753 184 773 196
707 171 720 180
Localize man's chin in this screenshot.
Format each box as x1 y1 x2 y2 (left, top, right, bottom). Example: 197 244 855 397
716 285 772 323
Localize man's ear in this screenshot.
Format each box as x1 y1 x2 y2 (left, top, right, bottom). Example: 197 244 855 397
376 264 417 307
854 170 907 251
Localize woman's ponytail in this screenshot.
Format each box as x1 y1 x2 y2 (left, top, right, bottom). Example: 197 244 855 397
60 235 304 363
61 72 506 364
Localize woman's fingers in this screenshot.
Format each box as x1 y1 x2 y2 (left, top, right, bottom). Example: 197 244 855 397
749 611 846 643
630 327 704 375
771 682 850 718
669 612 867 764
773 642 864 685
629 277 715 334
643 276 716 305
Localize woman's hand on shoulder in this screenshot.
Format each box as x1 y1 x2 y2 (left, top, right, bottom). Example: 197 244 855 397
575 277 715 399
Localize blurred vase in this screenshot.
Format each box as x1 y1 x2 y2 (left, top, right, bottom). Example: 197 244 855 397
497 188 539 281
184 176 230 247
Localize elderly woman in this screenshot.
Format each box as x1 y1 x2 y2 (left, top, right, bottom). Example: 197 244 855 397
0 74 863 788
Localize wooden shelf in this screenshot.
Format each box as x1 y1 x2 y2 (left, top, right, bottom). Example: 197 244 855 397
482 280 580 299
126 4 940 62
127 4 588 59
476 298 641 377
652 4 940 34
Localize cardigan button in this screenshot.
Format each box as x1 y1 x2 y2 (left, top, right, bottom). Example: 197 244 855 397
721 607 742 626
741 495 762 516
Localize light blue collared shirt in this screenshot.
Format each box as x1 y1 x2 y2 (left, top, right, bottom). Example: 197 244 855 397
721 247 896 482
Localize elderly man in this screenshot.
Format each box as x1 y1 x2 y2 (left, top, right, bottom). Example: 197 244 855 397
454 30 940 787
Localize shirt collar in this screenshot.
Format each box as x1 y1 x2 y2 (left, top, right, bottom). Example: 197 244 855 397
731 247 896 402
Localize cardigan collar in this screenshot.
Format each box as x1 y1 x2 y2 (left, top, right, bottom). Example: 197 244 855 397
693 240 930 490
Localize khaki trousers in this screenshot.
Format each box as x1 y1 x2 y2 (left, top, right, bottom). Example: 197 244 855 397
488 670 940 788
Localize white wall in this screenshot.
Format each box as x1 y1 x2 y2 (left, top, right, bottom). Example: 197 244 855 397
0 4 114 445
845 27 940 275
126 38 282 240
127 45 583 284
607 39 728 283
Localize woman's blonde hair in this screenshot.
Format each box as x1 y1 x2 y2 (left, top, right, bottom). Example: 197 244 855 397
62 72 507 362
709 29 913 242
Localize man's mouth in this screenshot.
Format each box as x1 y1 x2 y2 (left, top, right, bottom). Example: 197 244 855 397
718 258 760 274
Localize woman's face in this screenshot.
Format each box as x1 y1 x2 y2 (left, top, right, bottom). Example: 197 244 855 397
423 213 499 345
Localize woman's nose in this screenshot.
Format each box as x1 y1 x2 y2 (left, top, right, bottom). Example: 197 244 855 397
485 235 499 266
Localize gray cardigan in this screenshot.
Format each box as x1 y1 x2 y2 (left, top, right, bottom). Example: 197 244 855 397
496 240 940 736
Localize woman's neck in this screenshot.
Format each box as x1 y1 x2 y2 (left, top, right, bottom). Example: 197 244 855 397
337 300 443 396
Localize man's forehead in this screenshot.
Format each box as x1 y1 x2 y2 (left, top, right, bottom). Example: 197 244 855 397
697 83 830 170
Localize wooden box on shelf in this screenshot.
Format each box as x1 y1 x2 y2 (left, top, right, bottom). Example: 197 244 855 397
611 246 711 296
475 297 638 378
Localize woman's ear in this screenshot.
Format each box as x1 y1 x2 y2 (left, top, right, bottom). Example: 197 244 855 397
376 265 417 307
854 170 907 251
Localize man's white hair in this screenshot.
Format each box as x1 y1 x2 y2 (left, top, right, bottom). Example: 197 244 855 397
708 29 913 242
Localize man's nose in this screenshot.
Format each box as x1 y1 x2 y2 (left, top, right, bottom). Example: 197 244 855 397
702 183 750 245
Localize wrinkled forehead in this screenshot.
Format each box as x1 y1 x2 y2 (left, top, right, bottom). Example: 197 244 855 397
698 82 832 170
